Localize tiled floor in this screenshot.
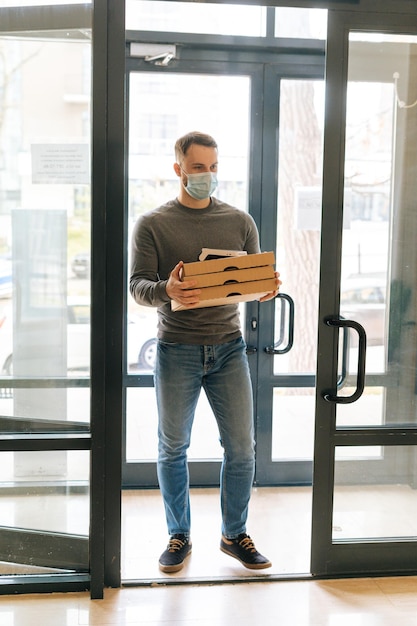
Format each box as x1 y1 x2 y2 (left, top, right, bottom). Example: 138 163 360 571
2 487 417 624
121 487 312 582
1 576 417 625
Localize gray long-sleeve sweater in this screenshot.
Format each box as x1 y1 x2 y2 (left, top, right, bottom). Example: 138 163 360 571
129 197 260 345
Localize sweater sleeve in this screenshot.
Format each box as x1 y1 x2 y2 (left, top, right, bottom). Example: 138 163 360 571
129 214 171 307
244 212 261 255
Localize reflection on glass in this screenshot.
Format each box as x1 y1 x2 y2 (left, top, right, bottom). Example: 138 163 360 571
126 388 222 463
333 446 417 540
274 79 324 376
338 34 417 428
272 388 315 461
126 0 266 36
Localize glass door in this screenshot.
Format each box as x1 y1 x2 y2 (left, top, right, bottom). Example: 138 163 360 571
123 58 264 486
312 10 417 576
0 20 91 579
255 66 325 486
123 50 326 489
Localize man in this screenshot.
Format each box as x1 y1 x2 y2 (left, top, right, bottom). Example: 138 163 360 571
130 131 280 574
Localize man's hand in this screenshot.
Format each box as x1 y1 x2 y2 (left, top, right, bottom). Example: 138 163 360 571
166 261 201 308
259 271 282 302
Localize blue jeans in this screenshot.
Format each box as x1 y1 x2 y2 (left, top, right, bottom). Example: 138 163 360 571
155 336 255 539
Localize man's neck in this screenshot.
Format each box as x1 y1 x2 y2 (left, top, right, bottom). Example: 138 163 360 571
177 189 211 209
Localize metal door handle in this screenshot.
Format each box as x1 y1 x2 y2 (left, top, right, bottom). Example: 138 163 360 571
337 322 349 390
265 293 295 355
323 316 367 404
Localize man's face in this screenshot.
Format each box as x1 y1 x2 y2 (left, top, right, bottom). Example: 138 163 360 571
178 144 218 184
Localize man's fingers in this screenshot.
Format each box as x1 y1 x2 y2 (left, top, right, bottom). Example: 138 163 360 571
171 261 184 280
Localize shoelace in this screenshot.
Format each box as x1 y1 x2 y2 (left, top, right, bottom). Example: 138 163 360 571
168 537 186 553
238 535 256 553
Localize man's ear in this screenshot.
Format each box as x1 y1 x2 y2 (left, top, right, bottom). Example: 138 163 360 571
173 162 181 177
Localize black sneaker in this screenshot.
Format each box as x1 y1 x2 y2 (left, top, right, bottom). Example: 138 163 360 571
159 534 192 573
220 533 272 570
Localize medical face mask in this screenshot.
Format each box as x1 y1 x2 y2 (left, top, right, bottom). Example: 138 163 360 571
182 170 218 200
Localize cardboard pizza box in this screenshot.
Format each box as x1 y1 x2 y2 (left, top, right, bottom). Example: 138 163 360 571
189 264 275 288
171 277 277 311
181 251 275 278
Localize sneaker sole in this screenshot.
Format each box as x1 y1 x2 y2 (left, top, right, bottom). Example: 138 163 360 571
159 547 192 573
220 545 272 570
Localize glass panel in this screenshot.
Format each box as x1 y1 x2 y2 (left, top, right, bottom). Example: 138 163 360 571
0 450 89 574
0 1 88 5
274 79 325 375
126 1 266 37
0 35 91 425
333 446 417 541
126 388 222 463
127 73 250 213
272 388 315 460
334 387 385 428
127 71 251 381
0 387 90 432
275 8 327 39
337 34 417 427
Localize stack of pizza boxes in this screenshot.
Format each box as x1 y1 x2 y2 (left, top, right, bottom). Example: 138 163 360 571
171 250 276 311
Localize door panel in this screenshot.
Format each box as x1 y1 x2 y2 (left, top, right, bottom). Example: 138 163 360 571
123 55 326 489
312 10 417 576
0 29 91 575
255 71 325 486
124 63 260 486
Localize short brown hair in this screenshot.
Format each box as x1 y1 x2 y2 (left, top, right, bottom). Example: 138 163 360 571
175 131 218 162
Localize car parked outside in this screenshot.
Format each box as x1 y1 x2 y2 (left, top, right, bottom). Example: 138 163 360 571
71 252 90 279
340 275 386 346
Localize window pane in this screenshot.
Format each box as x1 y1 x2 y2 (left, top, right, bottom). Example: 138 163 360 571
0 0 88 7
333 446 417 541
128 73 250 217
337 34 417 428
272 388 315 461
0 35 91 425
274 80 325 376
127 71 251 378
275 8 327 39
126 71 251 474
126 0 266 36
0 1 88 5
0 450 89 574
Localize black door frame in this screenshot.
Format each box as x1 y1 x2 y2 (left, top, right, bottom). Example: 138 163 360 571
311 8 417 578
122 36 325 489
0 2 97 597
